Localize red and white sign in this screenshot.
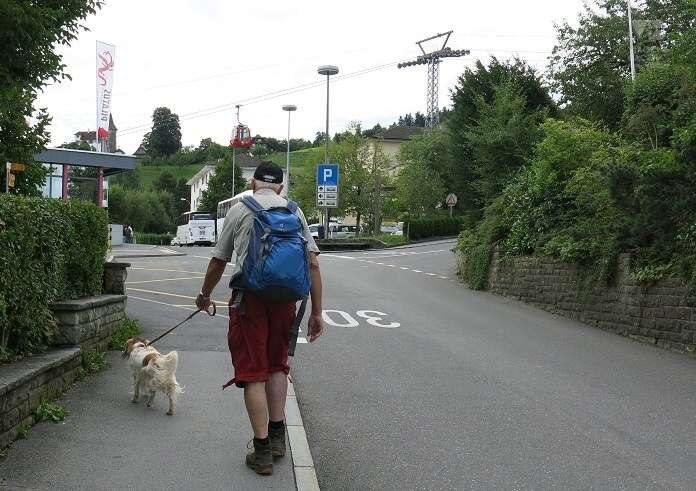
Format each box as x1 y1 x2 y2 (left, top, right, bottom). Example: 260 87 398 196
96 41 115 148
446 193 458 207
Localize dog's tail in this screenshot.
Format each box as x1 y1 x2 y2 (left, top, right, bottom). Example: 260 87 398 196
158 351 184 394
158 350 179 374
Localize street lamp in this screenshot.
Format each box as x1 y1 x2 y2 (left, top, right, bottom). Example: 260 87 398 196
180 197 191 211
282 104 297 197
317 65 338 238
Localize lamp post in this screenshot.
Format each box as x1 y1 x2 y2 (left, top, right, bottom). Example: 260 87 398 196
282 104 297 197
180 197 191 212
317 65 338 238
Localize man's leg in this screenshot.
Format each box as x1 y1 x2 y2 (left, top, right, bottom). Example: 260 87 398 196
244 381 269 438
266 371 287 422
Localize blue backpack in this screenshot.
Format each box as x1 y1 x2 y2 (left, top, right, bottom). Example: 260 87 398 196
229 196 310 303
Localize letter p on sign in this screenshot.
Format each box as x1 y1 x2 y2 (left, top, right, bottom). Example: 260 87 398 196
324 169 332 181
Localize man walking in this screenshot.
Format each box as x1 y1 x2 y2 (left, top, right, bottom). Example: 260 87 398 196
196 161 324 476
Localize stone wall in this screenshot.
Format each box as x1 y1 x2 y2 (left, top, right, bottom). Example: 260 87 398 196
488 252 696 355
51 294 127 352
0 348 80 449
103 261 129 295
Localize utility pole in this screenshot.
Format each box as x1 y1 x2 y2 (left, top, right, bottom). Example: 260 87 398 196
398 31 468 127
627 0 636 81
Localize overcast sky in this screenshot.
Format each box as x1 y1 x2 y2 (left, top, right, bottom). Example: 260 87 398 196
36 0 586 154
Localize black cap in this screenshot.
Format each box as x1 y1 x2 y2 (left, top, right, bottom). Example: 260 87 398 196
253 161 284 184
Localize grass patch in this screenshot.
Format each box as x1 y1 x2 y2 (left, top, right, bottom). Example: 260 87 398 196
35 401 68 423
137 164 202 190
80 350 107 377
16 423 29 439
369 234 409 247
109 317 141 351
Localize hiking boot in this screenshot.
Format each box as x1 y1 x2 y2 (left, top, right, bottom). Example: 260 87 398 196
246 438 273 475
269 426 286 458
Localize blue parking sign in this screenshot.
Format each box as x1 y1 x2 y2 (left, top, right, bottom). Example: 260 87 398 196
317 164 339 187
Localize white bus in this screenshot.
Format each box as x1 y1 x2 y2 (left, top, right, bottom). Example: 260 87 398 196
216 190 253 239
175 211 216 246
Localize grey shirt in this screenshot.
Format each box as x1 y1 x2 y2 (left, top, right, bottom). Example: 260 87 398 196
211 189 319 278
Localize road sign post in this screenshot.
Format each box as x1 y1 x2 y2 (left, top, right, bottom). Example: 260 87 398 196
446 193 457 217
317 163 339 238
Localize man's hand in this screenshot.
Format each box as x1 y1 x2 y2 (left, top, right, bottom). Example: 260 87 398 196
196 293 211 312
307 314 324 342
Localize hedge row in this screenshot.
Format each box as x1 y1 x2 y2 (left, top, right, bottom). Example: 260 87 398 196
0 196 108 362
406 217 466 240
134 232 174 245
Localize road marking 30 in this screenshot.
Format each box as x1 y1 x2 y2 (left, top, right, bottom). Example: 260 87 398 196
322 310 400 329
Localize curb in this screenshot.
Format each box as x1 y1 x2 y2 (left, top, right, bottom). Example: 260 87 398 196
285 382 320 491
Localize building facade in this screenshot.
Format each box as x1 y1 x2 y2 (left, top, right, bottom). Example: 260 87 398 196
186 154 288 212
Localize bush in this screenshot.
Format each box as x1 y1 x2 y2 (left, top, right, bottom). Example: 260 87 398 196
135 232 174 245
35 401 68 423
0 195 108 362
406 216 466 240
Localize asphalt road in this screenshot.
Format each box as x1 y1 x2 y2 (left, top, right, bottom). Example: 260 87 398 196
290 239 696 490
45 240 696 490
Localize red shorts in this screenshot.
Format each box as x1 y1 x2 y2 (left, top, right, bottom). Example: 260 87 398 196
223 291 296 389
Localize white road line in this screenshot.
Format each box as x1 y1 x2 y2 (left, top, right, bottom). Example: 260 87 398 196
412 269 423 273
439 276 449 279
425 273 437 276
130 267 232 275
399 267 409 270
127 276 205 284
126 287 227 305
128 295 230 320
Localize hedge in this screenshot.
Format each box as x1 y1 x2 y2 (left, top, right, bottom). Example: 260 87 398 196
0 196 108 362
135 232 174 245
405 217 466 240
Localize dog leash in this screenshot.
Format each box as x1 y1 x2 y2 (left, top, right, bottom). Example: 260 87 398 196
147 302 217 347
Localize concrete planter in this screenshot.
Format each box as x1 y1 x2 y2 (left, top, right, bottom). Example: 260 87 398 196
0 347 80 449
51 294 127 352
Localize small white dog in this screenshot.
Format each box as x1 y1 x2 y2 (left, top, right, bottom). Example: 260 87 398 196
123 337 183 415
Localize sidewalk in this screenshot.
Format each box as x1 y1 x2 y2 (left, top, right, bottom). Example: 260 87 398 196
0 351 297 490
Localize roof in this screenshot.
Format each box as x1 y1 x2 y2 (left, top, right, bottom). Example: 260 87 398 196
234 153 265 169
108 114 117 131
34 147 136 176
133 145 147 156
75 131 96 141
377 125 425 141
186 164 217 186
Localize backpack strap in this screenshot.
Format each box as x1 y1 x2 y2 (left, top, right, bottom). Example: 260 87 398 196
241 196 264 214
285 200 298 214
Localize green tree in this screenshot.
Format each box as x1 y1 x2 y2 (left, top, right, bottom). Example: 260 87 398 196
153 171 189 215
465 82 544 203
0 0 101 195
395 128 460 214
333 132 391 233
198 156 246 213
107 185 175 233
449 57 555 210
148 107 182 156
59 140 93 151
548 1 648 130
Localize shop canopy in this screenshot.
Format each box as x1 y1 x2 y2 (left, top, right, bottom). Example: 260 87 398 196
34 147 136 176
